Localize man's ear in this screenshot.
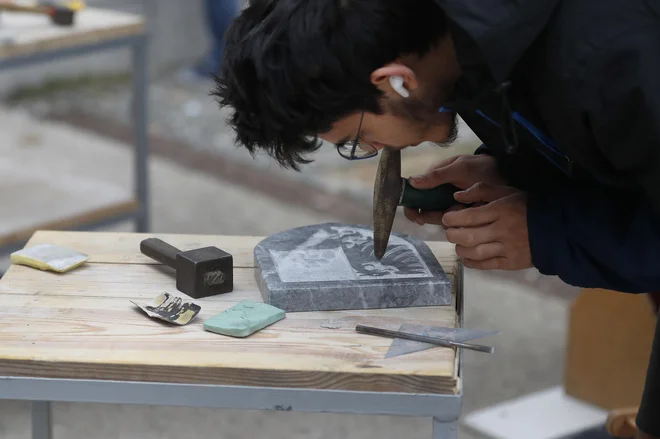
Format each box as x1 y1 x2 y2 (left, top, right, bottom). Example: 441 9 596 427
371 64 418 97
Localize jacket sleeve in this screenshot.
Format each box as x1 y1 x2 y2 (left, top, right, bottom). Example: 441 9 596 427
526 28 660 293
527 188 660 293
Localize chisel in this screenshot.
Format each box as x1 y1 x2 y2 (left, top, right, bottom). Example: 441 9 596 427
372 147 463 259
356 324 494 354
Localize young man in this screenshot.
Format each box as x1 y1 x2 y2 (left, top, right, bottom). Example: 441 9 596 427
213 0 660 436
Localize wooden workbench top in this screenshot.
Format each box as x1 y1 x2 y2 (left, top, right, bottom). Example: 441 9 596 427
0 230 462 395
0 7 144 59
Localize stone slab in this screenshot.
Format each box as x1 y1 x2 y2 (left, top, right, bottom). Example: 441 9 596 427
254 222 452 312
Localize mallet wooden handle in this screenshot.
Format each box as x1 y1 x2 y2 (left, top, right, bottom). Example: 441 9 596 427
140 238 180 268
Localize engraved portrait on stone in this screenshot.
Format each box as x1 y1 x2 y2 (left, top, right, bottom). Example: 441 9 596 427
269 224 432 283
254 223 452 312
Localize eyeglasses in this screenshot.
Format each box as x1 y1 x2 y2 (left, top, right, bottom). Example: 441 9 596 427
336 112 378 160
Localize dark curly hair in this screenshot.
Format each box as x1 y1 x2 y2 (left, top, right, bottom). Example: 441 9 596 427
212 0 449 170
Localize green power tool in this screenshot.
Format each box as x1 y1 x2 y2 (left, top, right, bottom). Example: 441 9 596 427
373 147 462 260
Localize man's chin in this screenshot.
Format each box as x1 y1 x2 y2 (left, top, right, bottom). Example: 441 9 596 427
431 114 460 148
436 131 459 148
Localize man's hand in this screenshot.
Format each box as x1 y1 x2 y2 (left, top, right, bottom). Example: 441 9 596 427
409 154 507 189
403 154 507 226
442 183 533 271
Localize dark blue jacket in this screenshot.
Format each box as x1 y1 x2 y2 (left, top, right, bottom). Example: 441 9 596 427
438 0 660 293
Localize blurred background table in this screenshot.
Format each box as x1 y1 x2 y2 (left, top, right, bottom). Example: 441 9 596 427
0 5 149 256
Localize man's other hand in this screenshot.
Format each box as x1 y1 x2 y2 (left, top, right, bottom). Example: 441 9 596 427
408 154 506 190
442 183 533 271
403 154 507 226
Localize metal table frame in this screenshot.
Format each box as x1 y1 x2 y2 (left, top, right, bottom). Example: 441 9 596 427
0 378 462 439
0 265 466 439
0 32 150 256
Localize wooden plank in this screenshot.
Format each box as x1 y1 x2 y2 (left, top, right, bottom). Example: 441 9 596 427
0 7 144 59
0 293 456 369
0 199 138 247
24 230 458 272
0 263 456 316
0 263 292 300
24 231 263 268
0 231 460 394
0 269 458 393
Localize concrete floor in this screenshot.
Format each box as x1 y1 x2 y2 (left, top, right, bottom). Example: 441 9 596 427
0 105 573 438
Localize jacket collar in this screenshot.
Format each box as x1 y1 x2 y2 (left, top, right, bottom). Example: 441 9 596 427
437 0 561 85
436 0 561 152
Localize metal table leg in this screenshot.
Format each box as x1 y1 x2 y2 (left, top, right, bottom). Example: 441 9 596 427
0 34 151 255
32 401 52 439
433 417 458 439
131 35 150 233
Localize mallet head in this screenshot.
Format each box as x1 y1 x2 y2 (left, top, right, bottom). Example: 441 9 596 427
176 246 233 299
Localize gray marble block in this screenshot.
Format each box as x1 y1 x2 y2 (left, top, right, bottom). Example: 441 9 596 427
254 222 453 312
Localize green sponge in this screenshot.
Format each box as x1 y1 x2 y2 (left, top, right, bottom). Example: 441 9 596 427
203 300 285 338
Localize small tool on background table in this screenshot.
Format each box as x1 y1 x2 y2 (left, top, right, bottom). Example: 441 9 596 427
140 237 233 299
356 324 497 355
373 147 463 259
0 1 83 26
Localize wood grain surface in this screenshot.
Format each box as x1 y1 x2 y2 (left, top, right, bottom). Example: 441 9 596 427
0 7 144 59
0 231 461 394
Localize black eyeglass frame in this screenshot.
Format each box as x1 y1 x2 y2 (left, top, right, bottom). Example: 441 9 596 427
336 112 378 160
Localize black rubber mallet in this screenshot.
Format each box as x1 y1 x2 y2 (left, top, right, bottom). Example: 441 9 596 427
140 238 233 299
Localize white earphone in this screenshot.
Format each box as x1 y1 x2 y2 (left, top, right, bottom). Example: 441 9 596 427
389 75 409 98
